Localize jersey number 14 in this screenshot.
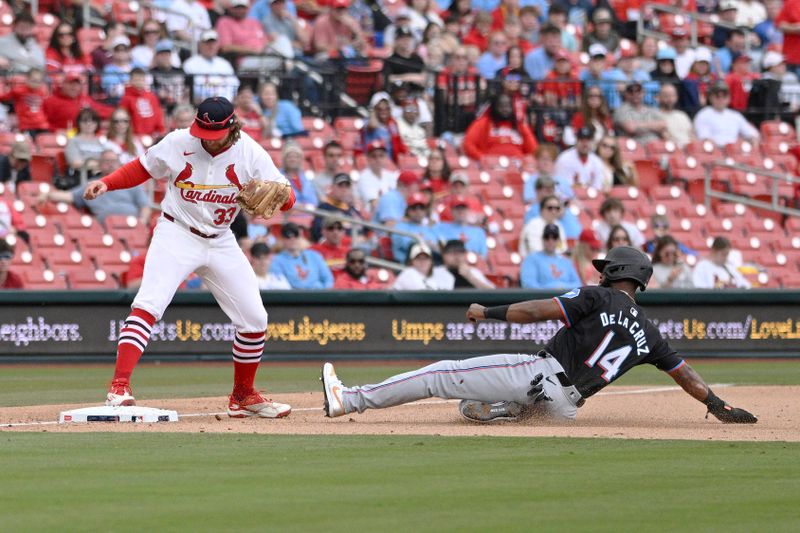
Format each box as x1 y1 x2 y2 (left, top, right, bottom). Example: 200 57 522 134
585 331 632 382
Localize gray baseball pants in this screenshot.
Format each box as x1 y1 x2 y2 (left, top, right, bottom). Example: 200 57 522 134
341 353 584 420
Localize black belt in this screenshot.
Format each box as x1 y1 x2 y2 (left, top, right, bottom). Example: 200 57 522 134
163 213 219 239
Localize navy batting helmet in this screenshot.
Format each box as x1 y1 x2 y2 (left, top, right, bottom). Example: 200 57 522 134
592 246 653 291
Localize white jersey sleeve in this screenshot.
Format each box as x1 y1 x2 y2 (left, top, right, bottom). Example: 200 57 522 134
139 130 178 179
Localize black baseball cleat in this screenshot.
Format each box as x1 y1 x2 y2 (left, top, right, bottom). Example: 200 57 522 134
459 400 523 423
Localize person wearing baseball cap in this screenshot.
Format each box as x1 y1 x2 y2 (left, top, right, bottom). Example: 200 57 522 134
272 222 335 289
432 192 488 258
391 191 438 263
309 0 366 60
693 78 760 146
651 47 681 86
183 29 239 104
435 239 495 289
392 242 455 290
372 170 420 226
519 223 580 289
357 139 398 210
581 8 620 56
311 171 364 242
725 54 758 110
614 77 668 145
250 241 291 290
572 228 603 285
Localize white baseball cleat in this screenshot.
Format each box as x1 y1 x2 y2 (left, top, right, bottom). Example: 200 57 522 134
227 390 291 418
321 362 345 418
106 380 136 406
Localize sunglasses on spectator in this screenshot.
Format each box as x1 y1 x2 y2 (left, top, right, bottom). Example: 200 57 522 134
543 235 559 241
325 224 344 231
653 223 669 229
544 204 562 211
112 118 130 123
58 31 73 36
612 236 630 242
348 258 366 264
599 143 616 149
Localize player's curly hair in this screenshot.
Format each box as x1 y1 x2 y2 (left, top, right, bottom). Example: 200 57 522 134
223 117 243 146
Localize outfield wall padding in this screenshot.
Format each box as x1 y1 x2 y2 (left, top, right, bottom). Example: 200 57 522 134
1 290 799 360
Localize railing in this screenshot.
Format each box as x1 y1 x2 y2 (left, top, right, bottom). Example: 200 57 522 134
288 205 424 272
705 161 800 217
639 3 753 52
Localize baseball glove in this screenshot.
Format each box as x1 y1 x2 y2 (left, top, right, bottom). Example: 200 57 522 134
236 180 292 219
704 391 757 424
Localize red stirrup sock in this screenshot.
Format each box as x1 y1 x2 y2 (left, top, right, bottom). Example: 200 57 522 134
232 331 265 398
112 308 156 383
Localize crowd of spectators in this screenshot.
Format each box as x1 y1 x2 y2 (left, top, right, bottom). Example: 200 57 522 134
0 0 797 291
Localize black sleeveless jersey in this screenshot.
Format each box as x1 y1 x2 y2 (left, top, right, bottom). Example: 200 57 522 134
544 286 684 398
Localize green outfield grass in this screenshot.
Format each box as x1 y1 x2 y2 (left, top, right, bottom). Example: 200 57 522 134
1 434 798 532
0 360 799 407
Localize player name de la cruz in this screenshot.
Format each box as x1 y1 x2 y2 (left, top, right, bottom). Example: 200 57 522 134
599 311 650 355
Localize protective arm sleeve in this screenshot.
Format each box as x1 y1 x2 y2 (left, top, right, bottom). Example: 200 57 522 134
100 159 153 191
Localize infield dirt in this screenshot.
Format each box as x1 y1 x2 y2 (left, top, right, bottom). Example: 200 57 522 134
2 385 797 441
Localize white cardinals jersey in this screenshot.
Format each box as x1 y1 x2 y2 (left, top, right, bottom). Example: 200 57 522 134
140 129 288 235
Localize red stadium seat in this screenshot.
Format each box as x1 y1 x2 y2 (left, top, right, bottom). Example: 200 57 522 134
332 117 366 134
617 137 647 160
302 117 334 138
760 120 796 142
344 61 384 107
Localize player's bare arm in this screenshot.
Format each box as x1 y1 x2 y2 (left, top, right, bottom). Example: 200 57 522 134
467 299 563 324
83 180 107 200
669 363 757 424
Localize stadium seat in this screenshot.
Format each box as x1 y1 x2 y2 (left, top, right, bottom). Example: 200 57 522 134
29 155 56 183
633 159 664 195
617 137 647 160
302 117 334 138
68 269 119 290
684 140 725 165
760 120 796 142
22 267 68 289
344 61 384 106
332 117 365 134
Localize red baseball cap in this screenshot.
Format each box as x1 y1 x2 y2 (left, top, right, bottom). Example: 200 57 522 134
450 194 470 208
579 228 602 250
330 0 350 8
397 170 420 186
366 139 387 153
190 96 236 140
406 192 428 207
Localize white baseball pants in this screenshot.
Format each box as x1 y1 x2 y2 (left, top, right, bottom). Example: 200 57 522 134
132 216 267 332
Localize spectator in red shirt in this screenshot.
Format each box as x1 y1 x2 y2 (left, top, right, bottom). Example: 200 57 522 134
463 92 537 160
43 73 114 131
310 0 367 60
216 0 269 68
333 248 392 289
45 22 93 78
310 215 351 270
0 68 49 137
0 239 23 289
536 50 582 108
492 0 521 30
118 68 166 137
776 0 800 75
463 11 494 52
234 85 269 139
725 55 759 111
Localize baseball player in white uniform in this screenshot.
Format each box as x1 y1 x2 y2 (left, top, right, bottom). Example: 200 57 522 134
83 96 295 418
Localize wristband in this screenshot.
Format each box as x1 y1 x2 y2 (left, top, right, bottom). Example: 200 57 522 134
703 389 725 411
485 305 509 321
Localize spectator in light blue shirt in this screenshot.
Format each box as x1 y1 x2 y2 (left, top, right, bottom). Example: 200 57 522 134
270 223 334 289
258 81 305 137
281 142 318 207
249 0 297 23
523 23 562 80
392 192 438 262
520 224 580 289
433 195 488 258
471 0 501 12
476 31 509 80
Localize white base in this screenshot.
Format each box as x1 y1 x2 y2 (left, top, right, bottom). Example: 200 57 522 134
59 406 179 423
